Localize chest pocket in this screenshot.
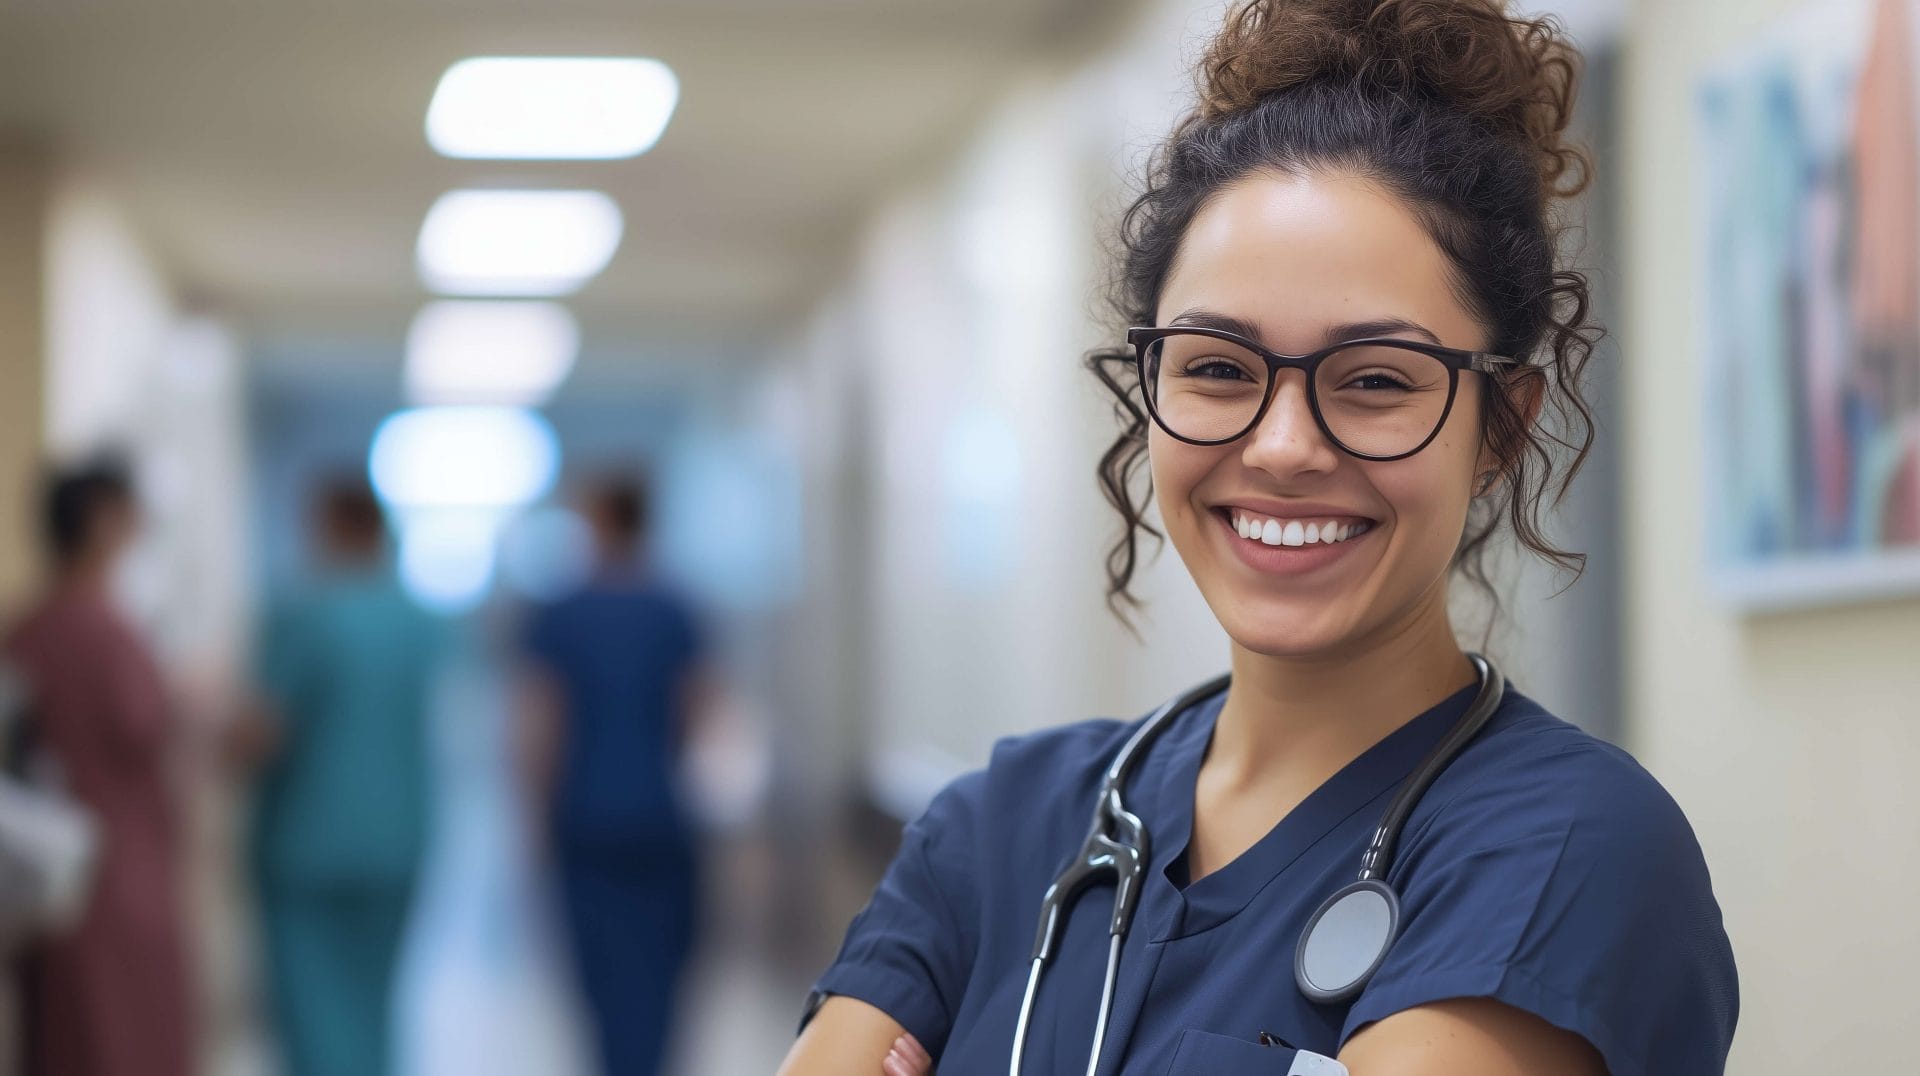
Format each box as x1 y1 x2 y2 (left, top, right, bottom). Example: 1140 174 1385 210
1163 1029 1347 1075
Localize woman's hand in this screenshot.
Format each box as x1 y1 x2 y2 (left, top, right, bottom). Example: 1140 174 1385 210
881 1033 933 1076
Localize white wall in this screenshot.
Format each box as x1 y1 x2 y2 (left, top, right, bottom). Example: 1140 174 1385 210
41 174 251 681
43 178 175 459
1622 0 1920 1071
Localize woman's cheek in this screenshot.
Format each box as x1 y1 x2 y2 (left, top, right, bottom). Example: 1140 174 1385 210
1147 440 1208 530
1369 466 1468 579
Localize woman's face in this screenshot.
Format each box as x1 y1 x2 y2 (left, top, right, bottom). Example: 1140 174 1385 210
1149 170 1497 659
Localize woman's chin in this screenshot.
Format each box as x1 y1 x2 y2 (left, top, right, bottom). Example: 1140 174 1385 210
1213 597 1364 660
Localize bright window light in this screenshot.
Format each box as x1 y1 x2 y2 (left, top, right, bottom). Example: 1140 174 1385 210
426 57 679 160
417 189 623 296
405 300 579 406
368 406 560 510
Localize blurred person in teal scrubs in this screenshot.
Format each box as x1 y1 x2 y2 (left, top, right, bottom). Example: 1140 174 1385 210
238 477 445 1076
517 474 711 1076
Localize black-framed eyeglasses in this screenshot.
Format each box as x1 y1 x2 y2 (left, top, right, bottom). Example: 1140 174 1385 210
1126 326 1520 461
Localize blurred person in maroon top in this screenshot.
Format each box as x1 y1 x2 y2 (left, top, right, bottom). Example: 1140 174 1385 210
5 461 193 1076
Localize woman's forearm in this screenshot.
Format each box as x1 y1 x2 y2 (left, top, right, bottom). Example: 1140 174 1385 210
775 996 913 1076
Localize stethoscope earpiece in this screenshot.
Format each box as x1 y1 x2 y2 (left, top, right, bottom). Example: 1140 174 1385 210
1294 878 1400 1005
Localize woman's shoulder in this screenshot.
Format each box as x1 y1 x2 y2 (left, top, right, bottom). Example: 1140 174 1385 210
906 712 1151 858
989 713 1141 780
1448 688 1687 817
1405 686 1723 906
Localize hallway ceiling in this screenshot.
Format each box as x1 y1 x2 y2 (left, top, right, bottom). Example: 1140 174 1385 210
0 0 1128 348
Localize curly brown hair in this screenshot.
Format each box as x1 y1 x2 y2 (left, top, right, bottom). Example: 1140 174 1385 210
1089 0 1601 628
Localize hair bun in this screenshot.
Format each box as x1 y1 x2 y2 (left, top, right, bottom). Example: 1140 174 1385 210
1197 0 1586 196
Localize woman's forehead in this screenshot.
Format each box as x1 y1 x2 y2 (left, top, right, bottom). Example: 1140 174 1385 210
1157 171 1479 351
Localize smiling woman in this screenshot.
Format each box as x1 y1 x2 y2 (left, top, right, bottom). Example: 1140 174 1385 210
779 2 1738 1075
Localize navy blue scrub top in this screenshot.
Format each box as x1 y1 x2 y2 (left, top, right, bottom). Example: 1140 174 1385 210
522 578 706 857
805 682 1739 1076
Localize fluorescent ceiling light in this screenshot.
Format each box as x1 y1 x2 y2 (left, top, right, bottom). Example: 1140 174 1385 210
369 406 561 510
427 57 679 160
417 189 623 296
405 300 579 406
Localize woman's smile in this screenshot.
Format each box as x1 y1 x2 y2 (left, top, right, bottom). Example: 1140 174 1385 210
1210 503 1379 577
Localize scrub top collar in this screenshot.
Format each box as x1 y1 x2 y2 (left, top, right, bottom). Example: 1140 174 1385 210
1139 677 1488 940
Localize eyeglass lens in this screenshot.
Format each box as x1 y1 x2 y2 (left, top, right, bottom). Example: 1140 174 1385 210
1142 333 1453 456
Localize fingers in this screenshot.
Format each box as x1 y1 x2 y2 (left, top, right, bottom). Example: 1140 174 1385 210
881 1032 934 1076
896 1033 932 1069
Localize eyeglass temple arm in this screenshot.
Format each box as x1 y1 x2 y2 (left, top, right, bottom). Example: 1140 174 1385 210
1468 353 1522 374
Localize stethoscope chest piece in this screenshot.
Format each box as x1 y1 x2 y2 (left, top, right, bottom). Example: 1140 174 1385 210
1294 878 1400 1005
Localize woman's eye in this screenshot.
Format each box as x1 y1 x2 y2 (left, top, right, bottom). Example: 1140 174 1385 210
1344 372 1415 391
1179 359 1253 380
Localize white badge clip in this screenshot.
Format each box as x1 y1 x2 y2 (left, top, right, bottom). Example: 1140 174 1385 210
1288 1050 1349 1076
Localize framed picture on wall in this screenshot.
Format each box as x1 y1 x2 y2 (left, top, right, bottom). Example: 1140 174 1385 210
1697 0 1920 609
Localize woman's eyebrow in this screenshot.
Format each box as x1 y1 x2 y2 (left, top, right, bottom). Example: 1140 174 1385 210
1168 309 1444 349
1166 309 1265 339
1324 317 1443 346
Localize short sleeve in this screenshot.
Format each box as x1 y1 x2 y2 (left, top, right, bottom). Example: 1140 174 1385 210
802 769 984 1056
1339 744 1739 1076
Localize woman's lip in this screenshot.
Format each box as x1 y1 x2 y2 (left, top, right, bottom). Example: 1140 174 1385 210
1213 501 1377 524
1211 507 1376 575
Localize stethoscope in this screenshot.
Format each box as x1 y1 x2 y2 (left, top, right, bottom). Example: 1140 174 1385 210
1008 653 1506 1076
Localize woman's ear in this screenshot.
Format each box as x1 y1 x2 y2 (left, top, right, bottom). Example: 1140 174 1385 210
1512 365 1547 428
1473 366 1546 493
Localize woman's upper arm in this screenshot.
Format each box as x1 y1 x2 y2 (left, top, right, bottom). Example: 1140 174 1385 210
1339 998 1608 1075
777 996 904 1076
1336 741 1737 1075
803 767 991 1058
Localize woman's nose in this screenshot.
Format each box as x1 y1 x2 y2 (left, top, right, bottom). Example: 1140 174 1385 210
1238 371 1342 478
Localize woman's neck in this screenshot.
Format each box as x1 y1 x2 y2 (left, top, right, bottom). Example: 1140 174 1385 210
1206 588 1477 792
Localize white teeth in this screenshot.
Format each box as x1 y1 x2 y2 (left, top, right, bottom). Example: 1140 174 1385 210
1230 511 1371 548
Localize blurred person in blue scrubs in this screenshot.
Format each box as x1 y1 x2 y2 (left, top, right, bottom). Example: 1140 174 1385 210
516 473 711 1076
238 476 444 1076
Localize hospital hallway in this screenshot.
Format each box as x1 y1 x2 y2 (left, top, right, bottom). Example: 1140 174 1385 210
328 638 855 1076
